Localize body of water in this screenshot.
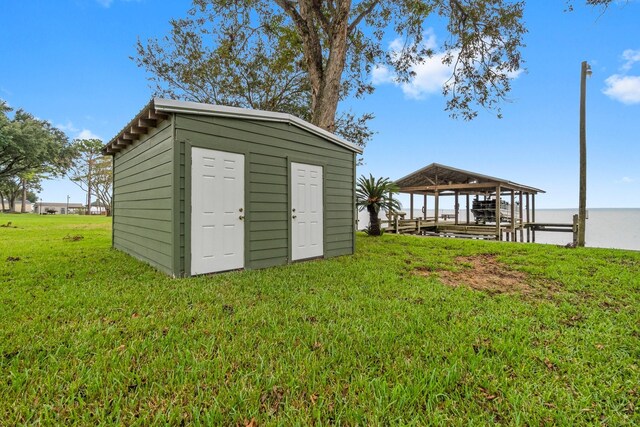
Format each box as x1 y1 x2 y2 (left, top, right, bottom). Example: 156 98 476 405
357 208 640 251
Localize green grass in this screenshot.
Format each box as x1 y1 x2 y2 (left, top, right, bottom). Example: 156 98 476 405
1 214 639 425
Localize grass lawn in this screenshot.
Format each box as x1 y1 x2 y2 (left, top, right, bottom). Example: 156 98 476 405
1 214 639 425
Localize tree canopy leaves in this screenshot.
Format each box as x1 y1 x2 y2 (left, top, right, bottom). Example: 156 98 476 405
0 101 73 179
68 139 112 215
135 0 620 145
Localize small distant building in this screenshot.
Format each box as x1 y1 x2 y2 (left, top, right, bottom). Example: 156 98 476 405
1 199 33 213
36 202 84 215
89 201 109 215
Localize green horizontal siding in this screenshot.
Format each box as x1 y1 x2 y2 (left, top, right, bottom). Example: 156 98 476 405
114 187 173 202
112 120 174 275
176 113 355 273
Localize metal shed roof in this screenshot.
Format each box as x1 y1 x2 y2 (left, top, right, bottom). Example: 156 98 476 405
103 98 363 155
395 163 545 194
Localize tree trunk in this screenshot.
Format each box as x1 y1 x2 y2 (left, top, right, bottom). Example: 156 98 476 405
367 205 381 236
9 194 16 213
276 0 350 132
0 192 5 212
86 163 93 215
310 2 350 132
20 178 27 213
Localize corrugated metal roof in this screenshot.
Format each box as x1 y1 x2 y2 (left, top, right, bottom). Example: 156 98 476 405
103 98 363 154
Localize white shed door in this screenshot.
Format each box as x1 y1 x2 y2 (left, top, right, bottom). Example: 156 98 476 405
191 147 244 275
291 162 323 261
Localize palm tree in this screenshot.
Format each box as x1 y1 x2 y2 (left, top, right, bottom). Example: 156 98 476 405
356 174 401 236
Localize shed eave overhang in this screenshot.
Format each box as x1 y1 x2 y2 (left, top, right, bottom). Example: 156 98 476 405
103 98 363 155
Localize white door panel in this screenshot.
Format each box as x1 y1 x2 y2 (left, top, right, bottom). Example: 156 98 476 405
292 162 323 261
191 148 244 274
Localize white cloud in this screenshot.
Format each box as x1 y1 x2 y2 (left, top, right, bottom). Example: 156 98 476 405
617 177 635 184
55 120 102 140
505 68 524 79
398 51 454 100
603 48 640 105
603 74 640 104
371 65 394 85
372 30 455 99
96 0 142 8
55 121 79 133
621 49 640 72
77 129 102 140
372 29 522 100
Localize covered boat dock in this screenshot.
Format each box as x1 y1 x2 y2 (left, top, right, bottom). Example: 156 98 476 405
386 163 549 242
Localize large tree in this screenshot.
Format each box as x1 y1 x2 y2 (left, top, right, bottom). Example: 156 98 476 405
68 139 106 215
136 0 619 137
0 101 73 179
134 1 375 147
92 156 113 217
0 175 40 213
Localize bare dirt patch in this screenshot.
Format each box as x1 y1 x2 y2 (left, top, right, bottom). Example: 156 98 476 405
415 254 555 297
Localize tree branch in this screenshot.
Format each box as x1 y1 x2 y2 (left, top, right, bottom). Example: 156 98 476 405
348 0 379 34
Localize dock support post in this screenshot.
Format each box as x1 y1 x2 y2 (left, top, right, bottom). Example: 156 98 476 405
526 193 530 243
410 192 414 220
434 190 440 225
423 194 427 220
519 191 524 242
466 194 470 224
510 190 515 241
495 185 501 241
454 191 459 225
532 194 536 243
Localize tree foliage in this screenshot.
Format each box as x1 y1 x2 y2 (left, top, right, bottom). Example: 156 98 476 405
565 0 620 11
0 99 73 212
356 174 401 236
68 139 111 215
134 6 311 118
135 0 528 132
134 1 376 148
92 156 113 216
136 0 620 137
0 175 41 212
0 101 73 179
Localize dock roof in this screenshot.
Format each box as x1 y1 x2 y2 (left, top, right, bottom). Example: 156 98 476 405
395 163 544 194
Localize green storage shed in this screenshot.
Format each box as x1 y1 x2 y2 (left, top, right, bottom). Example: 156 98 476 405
103 98 362 277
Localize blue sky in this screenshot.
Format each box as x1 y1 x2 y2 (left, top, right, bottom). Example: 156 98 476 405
1 0 638 208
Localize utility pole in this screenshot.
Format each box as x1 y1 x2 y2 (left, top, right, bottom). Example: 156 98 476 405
66 195 70 215
578 61 591 247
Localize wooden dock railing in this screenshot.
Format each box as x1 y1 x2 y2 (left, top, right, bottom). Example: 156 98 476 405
381 213 579 245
